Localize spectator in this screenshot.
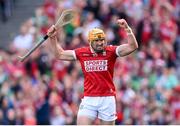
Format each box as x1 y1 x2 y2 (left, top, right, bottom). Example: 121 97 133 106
12 22 34 50
0 0 179 125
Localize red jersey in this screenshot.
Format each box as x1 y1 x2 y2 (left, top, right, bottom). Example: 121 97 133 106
159 20 177 43
74 46 118 96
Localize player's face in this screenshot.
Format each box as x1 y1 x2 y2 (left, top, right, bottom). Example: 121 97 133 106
91 38 106 53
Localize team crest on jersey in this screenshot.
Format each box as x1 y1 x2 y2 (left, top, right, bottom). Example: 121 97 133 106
84 60 108 72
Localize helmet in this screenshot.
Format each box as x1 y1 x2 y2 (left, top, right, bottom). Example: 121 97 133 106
88 28 105 42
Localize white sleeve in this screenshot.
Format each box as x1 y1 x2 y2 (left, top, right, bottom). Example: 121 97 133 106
72 50 77 60
115 46 121 57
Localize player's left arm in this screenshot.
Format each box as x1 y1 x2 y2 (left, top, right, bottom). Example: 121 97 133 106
116 19 138 57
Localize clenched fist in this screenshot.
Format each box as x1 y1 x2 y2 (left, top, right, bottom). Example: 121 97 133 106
117 19 132 34
117 19 129 29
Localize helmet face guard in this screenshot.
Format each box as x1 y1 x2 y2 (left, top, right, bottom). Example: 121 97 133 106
88 28 105 43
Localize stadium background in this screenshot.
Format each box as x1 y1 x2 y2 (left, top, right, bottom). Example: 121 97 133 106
0 0 180 125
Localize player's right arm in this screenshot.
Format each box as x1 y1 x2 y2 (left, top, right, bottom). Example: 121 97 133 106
47 25 76 61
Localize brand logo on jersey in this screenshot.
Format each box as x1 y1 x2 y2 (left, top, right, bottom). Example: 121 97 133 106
84 60 108 72
92 53 97 57
82 53 90 56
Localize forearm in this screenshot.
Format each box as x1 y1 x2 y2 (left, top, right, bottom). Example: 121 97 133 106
48 37 76 61
47 25 76 61
116 24 139 57
49 37 64 58
125 27 138 49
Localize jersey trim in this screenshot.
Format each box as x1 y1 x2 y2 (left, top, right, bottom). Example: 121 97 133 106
72 50 77 60
89 45 95 53
115 46 120 57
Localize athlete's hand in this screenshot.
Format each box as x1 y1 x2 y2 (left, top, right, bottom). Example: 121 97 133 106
47 25 58 39
117 19 133 34
117 19 129 29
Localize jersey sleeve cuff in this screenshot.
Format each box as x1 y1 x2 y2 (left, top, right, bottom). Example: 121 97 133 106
115 46 120 57
72 50 77 60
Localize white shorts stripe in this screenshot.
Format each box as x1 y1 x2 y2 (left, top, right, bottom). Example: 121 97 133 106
116 46 121 57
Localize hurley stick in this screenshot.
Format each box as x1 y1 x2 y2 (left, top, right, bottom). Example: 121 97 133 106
18 9 75 62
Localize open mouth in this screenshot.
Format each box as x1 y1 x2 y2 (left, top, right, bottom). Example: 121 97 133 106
97 46 103 49
96 46 104 51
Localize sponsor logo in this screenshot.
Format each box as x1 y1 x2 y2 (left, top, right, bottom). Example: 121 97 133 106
84 60 108 72
82 53 90 56
92 53 97 57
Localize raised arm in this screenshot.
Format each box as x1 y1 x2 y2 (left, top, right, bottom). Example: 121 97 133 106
116 19 138 57
47 25 76 61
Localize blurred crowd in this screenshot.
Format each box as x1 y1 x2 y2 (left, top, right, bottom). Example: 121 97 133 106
0 0 16 22
0 0 180 125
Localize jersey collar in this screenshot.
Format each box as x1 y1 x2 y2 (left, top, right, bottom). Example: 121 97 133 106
89 45 107 55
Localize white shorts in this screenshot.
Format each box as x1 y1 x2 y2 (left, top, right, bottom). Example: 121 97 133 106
77 96 117 121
